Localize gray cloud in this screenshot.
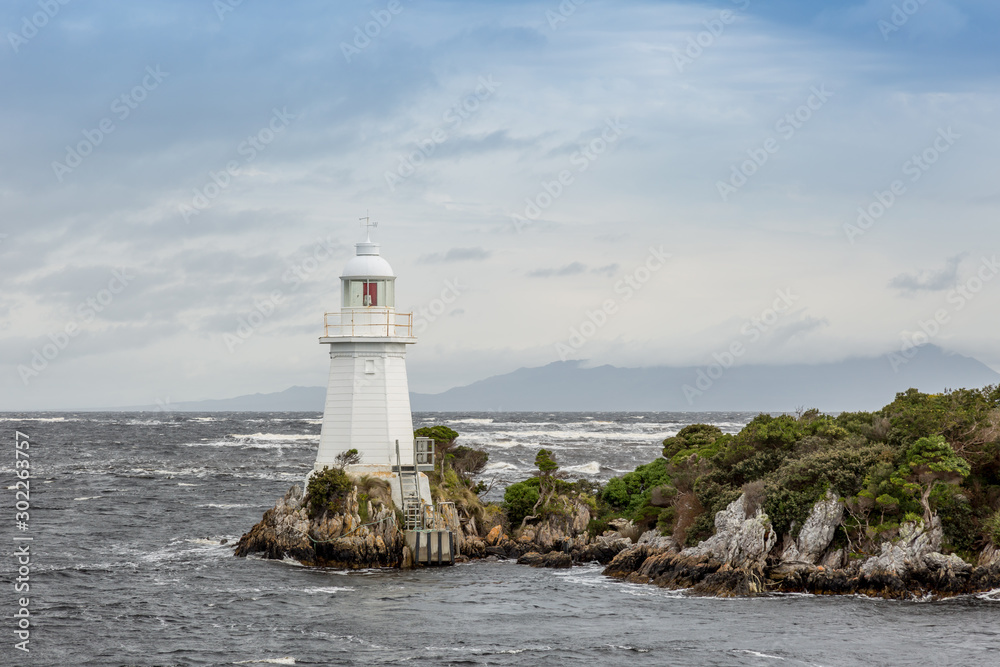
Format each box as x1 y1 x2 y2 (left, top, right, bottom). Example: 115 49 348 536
528 262 587 278
889 255 966 294
419 247 491 263
591 263 620 276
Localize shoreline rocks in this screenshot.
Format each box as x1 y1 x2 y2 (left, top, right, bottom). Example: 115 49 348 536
603 491 1000 600
234 484 406 569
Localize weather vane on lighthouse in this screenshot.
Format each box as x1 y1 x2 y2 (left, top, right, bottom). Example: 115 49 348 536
359 212 378 240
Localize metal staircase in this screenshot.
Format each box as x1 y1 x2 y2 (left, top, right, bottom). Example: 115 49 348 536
395 439 424 530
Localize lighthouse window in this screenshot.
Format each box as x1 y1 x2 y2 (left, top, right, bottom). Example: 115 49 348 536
365 359 376 374
344 279 394 307
363 281 378 306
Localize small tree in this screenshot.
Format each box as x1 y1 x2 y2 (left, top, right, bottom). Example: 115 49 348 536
900 435 971 526
527 449 559 523
334 448 362 470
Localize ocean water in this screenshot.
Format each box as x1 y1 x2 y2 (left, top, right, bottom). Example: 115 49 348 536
1 412 998 666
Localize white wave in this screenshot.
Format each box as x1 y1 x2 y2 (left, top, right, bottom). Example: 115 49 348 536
734 649 787 661
177 483 198 486
0 416 69 422
301 586 355 594
482 462 520 472
976 588 1000 601
235 659 295 665
562 461 601 475
73 496 100 501
445 418 495 424
199 503 257 509
229 432 318 440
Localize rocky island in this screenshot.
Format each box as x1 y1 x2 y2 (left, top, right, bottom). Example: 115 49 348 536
236 385 1000 599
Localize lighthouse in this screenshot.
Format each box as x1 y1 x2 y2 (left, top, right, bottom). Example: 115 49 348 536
311 221 433 510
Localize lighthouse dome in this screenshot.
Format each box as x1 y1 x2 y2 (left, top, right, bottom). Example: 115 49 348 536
341 241 395 278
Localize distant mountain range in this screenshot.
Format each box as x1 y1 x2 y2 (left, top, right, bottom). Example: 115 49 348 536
114 345 999 413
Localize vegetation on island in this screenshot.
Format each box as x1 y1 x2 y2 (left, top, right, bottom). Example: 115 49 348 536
403 386 999 567
592 386 1000 561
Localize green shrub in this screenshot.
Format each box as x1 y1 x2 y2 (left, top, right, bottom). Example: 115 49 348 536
307 466 353 519
503 478 540 526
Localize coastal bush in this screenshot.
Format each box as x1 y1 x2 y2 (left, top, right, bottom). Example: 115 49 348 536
306 466 353 519
600 458 671 518
503 478 540 527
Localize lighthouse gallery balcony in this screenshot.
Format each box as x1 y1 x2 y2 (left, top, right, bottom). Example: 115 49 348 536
322 308 413 338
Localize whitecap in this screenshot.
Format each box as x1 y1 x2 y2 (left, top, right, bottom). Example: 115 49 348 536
482 462 519 472
562 461 601 475
301 586 355 594
234 659 295 665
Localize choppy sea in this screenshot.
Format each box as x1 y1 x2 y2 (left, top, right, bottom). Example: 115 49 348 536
1 411 998 666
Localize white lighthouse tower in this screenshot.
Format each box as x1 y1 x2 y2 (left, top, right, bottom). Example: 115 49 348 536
312 220 433 510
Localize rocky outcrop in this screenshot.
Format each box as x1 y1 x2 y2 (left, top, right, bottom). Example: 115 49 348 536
476 495 631 565
683 494 777 572
780 490 843 564
604 493 776 596
602 490 1000 599
234 484 406 568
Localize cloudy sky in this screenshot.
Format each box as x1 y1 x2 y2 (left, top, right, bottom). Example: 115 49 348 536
2 0 998 410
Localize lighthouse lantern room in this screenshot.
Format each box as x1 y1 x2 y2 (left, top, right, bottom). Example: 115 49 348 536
311 221 433 510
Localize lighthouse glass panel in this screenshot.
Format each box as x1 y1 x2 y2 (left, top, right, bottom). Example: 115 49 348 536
344 280 393 308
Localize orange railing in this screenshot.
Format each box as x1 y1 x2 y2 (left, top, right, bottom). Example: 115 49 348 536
323 309 413 337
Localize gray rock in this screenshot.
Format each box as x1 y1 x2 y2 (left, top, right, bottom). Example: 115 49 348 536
637 529 679 551
860 517 944 577
781 490 843 564
683 494 776 571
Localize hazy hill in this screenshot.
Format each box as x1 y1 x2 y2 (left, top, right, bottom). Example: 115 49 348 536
113 345 999 413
